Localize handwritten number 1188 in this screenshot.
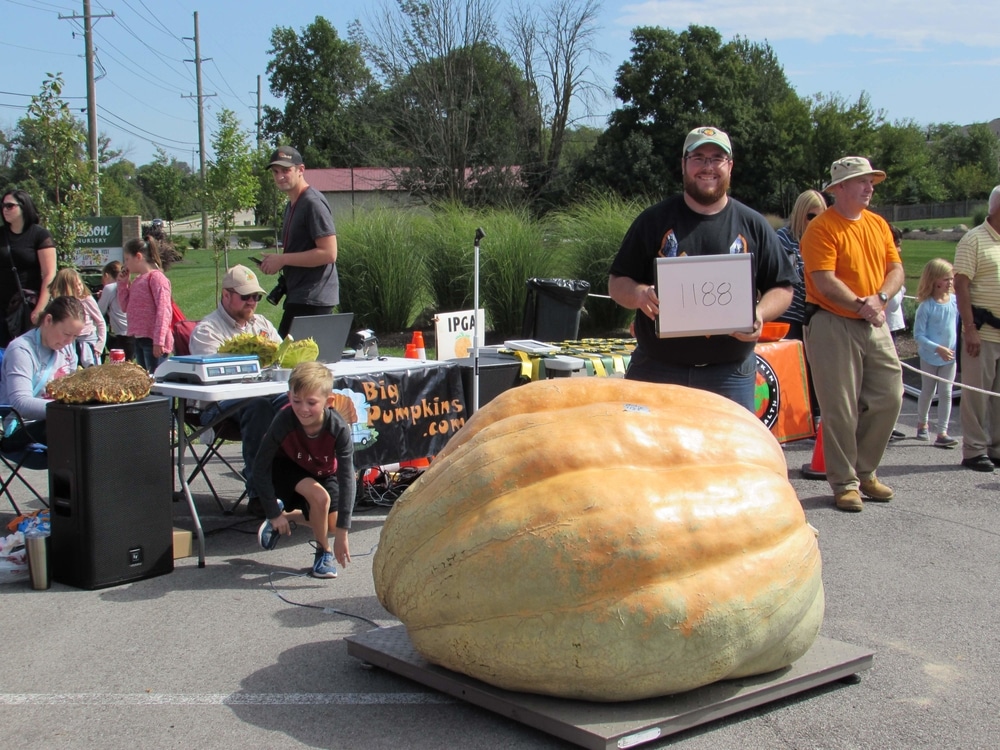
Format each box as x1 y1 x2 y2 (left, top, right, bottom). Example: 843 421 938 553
680 281 733 308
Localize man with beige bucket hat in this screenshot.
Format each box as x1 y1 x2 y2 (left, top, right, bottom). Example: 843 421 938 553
800 157 905 512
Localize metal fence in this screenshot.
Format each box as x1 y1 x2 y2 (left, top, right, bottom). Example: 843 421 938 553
871 200 987 223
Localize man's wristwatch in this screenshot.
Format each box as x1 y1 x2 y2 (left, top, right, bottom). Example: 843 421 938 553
877 292 888 305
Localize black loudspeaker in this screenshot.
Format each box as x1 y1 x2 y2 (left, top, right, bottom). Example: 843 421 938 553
454 354 524 414
48 396 174 589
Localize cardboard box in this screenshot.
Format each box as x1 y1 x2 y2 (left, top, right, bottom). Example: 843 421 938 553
173 528 193 560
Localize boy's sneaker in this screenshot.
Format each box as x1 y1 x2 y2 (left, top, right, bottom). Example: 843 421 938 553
310 541 337 579
257 500 284 551
916 425 929 441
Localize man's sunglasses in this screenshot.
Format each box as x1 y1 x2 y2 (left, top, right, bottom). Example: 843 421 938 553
227 290 263 302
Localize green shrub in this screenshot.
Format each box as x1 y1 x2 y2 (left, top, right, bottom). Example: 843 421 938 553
237 235 252 250
478 207 558 337
188 234 202 250
548 193 643 333
763 213 785 231
337 208 431 333
418 203 480 313
972 207 987 227
413 203 566 337
172 235 190 254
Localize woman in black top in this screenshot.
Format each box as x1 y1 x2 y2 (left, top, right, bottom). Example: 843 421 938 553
1 189 57 346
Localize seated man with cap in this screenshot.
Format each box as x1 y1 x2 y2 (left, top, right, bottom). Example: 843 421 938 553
189 265 284 517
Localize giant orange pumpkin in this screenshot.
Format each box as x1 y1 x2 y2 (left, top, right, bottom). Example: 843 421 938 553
373 378 823 702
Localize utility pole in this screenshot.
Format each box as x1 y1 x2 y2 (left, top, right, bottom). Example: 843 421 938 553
60 0 113 216
183 11 215 251
252 75 263 151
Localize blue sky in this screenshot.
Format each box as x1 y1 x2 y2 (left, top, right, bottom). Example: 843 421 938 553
2 0 998 167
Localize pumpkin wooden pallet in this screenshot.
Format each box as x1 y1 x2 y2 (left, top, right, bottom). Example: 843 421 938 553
346 626 873 750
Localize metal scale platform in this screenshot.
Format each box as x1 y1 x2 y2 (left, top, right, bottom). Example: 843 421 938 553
347 625 873 750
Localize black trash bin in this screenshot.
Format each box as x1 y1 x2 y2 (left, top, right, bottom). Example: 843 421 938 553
521 278 591 342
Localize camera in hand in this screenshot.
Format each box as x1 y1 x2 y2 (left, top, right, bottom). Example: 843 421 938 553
266 275 287 306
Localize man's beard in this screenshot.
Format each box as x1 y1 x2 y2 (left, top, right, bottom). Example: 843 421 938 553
228 305 256 324
683 171 730 206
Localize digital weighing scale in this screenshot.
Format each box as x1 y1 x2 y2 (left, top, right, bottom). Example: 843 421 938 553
154 354 262 384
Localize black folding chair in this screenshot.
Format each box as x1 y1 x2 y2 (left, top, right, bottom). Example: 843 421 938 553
182 404 248 515
0 405 48 516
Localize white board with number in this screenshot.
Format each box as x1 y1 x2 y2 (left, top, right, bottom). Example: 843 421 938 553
655 254 755 338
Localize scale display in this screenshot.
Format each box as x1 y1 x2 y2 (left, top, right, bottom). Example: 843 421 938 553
154 354 262 384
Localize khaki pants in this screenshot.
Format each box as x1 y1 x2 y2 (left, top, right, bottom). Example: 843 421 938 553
804 310 903 494
959 338 1000 459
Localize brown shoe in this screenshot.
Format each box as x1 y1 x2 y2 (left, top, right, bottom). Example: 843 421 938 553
860 476 894 502
835 489 863 512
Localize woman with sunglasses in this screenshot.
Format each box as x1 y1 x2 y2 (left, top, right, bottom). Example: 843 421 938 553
1 189 57 347
188 264 282 517
117 236 173 372
776 189 828 341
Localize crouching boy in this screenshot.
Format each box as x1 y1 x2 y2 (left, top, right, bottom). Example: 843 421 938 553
254 361 356 579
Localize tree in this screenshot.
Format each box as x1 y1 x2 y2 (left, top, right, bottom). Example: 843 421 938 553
253 146 284 245
577 25 803 212
353 0 539 205
871 121 944 205
264 16 380 167
506 0 605 205
14 74 95 266
205 109 258 284
929 123 1000 200
806 92 883 189
137 149 195 230
99 159 156 218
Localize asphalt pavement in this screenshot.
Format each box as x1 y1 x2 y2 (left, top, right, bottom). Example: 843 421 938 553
1 391 997 750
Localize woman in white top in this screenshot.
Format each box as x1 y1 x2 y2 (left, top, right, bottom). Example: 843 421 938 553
97 260 133 361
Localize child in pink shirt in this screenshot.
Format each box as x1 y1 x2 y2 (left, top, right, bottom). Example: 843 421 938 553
118 237 173 372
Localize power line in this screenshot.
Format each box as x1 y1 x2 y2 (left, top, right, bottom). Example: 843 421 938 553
92 26 192 94
97 115 196 161
3 0 75 13
0 38 78 57
97 103 198 146
99 77 198 123
0 88 87 100
107 0 184 43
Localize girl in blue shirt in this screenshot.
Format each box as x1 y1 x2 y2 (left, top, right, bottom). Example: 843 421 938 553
913 258 959 447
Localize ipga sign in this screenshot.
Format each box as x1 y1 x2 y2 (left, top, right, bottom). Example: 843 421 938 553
73 217 124 267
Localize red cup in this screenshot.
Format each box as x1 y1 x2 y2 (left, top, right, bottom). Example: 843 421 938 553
110 349 125 363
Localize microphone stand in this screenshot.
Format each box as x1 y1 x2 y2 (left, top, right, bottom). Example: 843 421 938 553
472 227 485 413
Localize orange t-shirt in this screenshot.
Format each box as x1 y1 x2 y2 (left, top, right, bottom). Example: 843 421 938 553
800 209 900 318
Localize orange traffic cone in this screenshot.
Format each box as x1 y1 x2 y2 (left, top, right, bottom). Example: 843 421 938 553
801 418 826 479
400 456 431 469
405 343 418 359
412 331 426 360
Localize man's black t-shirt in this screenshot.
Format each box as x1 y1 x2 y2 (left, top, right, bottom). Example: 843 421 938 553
1 224 55 304
609 195 796 366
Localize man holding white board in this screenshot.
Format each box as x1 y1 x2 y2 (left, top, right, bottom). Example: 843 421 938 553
608 126 796 411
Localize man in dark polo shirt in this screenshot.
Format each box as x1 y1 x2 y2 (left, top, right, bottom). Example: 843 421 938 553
259 146 340 337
